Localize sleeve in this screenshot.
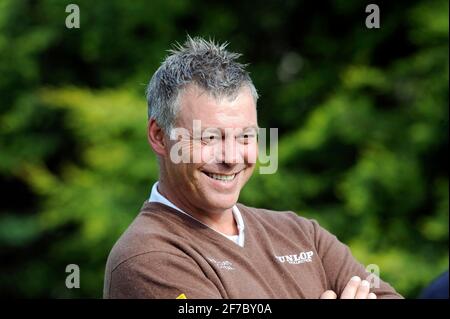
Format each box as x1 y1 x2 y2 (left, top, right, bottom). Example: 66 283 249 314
106 251 223 299
310 219 404 299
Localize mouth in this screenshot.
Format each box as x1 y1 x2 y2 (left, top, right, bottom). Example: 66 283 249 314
201 168 244 184
202 171 237 182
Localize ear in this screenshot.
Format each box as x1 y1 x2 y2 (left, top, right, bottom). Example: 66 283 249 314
147 118 167 157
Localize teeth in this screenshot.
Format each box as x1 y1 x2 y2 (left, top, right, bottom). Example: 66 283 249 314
205 173 236 181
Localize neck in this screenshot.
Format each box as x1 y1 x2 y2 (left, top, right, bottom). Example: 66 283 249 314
157 180 238 236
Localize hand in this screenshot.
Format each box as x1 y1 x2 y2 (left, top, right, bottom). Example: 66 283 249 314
320 276 377 299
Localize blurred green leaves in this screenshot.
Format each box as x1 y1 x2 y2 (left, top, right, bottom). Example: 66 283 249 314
0 0 448 298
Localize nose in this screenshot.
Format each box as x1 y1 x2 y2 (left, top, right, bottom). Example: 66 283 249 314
223 136 237 164
219 136 244 164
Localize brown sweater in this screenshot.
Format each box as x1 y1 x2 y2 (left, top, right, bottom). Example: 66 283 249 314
103 202 403 299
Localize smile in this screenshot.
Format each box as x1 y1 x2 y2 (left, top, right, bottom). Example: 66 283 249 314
203 172 237 182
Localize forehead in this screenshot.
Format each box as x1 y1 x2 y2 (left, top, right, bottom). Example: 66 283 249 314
176 84 257 129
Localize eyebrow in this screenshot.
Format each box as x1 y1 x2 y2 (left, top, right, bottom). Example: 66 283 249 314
185 125 260 137
209 126 260 134
245 125 260 131
190 125 258 131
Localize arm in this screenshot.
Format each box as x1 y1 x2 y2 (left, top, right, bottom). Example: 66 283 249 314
106 251 223 299
311 219 403 299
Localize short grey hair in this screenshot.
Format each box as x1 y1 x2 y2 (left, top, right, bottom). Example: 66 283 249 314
146 36 259 134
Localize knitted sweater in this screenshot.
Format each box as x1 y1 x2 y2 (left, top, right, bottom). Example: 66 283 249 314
104 202 403 299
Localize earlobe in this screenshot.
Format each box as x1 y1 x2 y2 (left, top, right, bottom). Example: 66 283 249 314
147 119 167 157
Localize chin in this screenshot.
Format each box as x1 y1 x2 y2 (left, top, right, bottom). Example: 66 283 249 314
204 192 240 211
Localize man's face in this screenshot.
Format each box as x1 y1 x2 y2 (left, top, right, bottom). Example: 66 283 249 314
162 84 258 214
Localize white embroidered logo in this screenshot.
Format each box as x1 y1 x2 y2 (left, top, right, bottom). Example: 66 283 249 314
275 251 314 264
208 258 235 270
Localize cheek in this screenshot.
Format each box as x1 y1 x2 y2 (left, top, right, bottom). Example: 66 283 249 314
186 140 210 164
178 163 203 190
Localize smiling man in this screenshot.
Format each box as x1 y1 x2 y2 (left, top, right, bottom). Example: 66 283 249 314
103 36 403 299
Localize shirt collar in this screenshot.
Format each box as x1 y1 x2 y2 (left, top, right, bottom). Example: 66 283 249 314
149 182 245 246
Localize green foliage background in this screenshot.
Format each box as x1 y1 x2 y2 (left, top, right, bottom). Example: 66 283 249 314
0 0 448 298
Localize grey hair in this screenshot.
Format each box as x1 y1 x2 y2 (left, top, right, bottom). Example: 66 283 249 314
146 36 259 134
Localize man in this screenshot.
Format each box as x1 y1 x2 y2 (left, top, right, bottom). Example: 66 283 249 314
103 36 402 299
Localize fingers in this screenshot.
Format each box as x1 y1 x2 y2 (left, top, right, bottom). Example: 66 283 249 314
355 280 371 299
341 276 362 299
320 283 377 299
368 292 377 299
320 290 337 299
340 276 378 299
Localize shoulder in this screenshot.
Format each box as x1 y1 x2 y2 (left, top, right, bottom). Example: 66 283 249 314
236 203 319 238
237 202 313 224
105 202 189 273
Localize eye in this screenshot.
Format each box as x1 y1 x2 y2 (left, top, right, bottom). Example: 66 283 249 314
201 134 221 144
238 133 256 144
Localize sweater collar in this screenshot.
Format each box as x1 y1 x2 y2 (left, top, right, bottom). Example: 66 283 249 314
148 181 245 247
